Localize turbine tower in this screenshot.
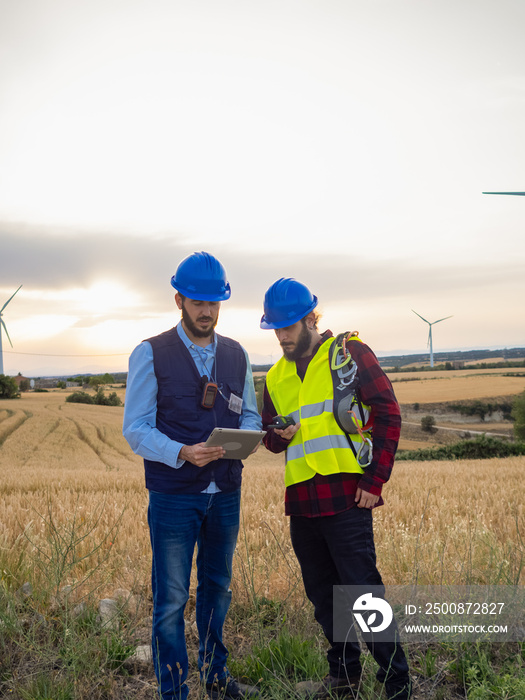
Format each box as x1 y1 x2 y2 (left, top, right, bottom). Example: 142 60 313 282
0 285 22 376
412 310 452 368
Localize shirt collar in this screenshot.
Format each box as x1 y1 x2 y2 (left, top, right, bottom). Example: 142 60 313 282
176 321 217 353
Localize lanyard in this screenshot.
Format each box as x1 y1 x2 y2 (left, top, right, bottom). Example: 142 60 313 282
192 343 216 382
193 343 231 405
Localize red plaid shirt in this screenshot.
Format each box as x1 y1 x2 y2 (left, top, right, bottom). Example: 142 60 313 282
262 331 401 517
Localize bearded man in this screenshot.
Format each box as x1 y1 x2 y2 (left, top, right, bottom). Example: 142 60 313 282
260 278 411 700
123 252 261 700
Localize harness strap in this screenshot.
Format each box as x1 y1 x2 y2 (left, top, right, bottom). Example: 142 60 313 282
329 332 373 469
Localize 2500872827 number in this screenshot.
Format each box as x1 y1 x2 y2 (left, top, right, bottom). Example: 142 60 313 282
424 602 505 615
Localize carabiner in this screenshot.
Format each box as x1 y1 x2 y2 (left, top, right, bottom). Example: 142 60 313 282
356 436 373 469
349 410 373 468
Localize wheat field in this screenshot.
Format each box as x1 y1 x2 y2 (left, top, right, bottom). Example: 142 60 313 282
1 377 523 608
390 368 525 404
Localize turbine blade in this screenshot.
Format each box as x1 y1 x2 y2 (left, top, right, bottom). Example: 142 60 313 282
1 318 13 348
482 192 525 196
427 328 431 347
412 309 430 324
433 315 453 325
1 285 22 313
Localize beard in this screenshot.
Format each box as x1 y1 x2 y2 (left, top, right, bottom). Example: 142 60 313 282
281 320 312 361
181 303 218 339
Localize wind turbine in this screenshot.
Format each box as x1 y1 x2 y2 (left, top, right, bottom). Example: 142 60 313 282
0 285 22 376
412 310 453 368
482 192 525 196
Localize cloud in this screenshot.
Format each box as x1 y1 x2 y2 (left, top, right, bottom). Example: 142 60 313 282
2 223 523 319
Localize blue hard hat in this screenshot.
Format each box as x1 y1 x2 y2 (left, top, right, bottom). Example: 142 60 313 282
260 278 318 330
170 251 231 301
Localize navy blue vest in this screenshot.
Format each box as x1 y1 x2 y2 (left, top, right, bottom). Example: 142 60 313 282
144 327 247 494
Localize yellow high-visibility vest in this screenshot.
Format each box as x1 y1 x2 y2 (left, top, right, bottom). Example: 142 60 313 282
266 336 371 487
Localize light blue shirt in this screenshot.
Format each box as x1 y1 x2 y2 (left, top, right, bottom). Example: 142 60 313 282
123 323 262 492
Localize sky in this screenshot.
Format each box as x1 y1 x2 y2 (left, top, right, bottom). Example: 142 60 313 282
1 0 524 377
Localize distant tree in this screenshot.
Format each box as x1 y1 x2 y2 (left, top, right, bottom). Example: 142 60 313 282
472 400 488 421
67 377 83 386
56 380 66 389
511 391 525 440
88 376 105 390
19 379 30 392
88 374 115 390
421 415 436 433
0 375 21 399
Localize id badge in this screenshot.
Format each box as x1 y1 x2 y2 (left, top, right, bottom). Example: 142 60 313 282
228 392 243 414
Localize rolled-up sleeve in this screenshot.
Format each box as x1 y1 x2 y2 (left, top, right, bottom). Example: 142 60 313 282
122 342 183 468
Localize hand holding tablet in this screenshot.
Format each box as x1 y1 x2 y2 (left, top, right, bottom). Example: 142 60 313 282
204 428 266 459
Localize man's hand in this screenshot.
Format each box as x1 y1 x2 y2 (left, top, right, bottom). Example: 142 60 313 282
180 443 225 467
355 487 379 509
274 422 301 441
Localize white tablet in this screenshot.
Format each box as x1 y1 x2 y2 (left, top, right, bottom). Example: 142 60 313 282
204 428 266 459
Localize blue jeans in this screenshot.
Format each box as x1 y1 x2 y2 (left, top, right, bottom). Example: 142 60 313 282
147 489 241 700
290 507 411 700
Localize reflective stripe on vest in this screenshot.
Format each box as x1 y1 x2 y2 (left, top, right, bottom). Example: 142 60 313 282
266 336 371 487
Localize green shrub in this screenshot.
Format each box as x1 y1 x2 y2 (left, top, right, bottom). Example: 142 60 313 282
65 392 94 404
397 435 525 461
93 389 122 407
65 390 122 407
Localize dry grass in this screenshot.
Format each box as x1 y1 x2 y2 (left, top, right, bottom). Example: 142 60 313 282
387 370 525 404
232 459 525 621
0 390 148 597
373 457 524 586
1 385 524 609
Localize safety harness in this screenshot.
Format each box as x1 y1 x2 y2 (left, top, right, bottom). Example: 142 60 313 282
328 331 373 469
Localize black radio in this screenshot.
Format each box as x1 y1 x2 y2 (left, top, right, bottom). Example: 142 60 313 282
267 415 296 430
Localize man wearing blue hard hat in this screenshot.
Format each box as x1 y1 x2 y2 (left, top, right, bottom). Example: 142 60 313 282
123 252 262 700
260 278 411 700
